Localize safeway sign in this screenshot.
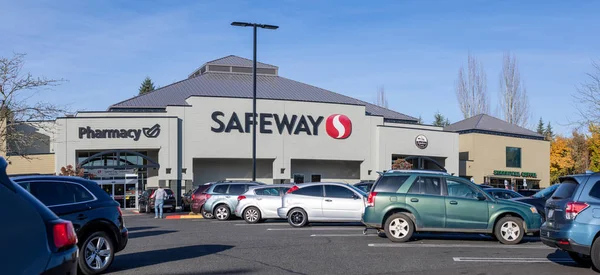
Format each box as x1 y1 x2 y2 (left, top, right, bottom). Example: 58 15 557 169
211 111 352 139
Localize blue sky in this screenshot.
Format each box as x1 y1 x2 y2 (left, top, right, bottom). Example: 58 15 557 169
1 0 599 135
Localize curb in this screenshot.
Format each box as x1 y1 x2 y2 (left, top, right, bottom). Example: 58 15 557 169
165 214 203 219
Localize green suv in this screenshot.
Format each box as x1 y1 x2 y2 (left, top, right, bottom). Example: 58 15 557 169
362 170 542 244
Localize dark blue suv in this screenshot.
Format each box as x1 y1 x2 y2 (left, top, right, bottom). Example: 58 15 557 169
540 172 600 269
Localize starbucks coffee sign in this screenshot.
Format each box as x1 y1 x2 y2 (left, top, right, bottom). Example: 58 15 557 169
493 170 537 178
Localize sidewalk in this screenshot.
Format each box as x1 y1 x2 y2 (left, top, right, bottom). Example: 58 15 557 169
121 208 203 219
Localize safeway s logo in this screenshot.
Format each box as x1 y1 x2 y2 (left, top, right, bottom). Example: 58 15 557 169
143 124 161 138
325 114 352 139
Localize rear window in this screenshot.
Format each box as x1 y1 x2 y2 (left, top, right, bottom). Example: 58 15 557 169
212 185 229 194
373 176 410 193
228 184 247 195
590 181 600 199
195 185 211 194
552 182 579 199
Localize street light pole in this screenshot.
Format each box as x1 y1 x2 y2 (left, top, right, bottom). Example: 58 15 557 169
231 22 278 182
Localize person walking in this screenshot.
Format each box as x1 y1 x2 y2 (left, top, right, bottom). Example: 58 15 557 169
151 186 167 219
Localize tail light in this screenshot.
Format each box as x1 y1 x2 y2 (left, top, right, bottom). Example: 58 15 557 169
52 220 77 250
565 202 589 220
287 186 299 194
192 194 196 200
205 194 212 199
367 192 377 207
238 195 246 201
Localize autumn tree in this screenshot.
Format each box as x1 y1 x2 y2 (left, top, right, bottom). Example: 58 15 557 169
455 53 490 119
569 130 589 174
550 136 575 184
588 124 600 172
0 53 65 159
59 165 85 177
433 112 450 127
138 77 156 95
392 159 413 170
499 52 530 128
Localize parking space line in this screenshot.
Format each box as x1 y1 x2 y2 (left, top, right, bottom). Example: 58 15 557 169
267 227 362 231
311 234 372 237
234 223 289 226
368 243 553 249
452 257 574 263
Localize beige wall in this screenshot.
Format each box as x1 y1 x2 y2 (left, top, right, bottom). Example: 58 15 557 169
458 133 550 187
6 154 55 175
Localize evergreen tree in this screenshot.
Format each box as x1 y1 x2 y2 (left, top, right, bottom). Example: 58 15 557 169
138 77 156 95
536 117 544 134
544 122 554 141
433 112 450 127
417 115 423 124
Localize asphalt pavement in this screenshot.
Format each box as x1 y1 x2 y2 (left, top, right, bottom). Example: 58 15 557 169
109 213 597 275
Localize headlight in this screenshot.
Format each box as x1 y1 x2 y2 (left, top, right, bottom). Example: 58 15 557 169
530 207 538 214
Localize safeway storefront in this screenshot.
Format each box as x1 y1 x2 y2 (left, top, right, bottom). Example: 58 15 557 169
51 55 460 200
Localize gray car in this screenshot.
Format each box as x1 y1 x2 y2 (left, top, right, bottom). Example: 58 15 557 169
277 182 367 227
235 184 295 223
203 182 264 221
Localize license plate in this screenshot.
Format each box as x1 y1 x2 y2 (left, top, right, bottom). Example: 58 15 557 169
548 209 554 219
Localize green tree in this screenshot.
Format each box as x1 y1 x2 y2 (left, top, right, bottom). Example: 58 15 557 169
536 117 544 135
138 77 156 95
589 124 600 172
545 122 554 141
433 112 450 127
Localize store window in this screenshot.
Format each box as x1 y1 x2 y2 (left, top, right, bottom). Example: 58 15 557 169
311 174 321 182
506 147 522 168
293 174 305 184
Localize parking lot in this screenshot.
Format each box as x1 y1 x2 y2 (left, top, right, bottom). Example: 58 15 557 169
108 212 595 275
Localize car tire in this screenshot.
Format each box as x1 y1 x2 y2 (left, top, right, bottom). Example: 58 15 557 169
494 216 525 245
568 251 592 267
214 205 230 221
288 208 308 227
243 207 261 224
590 237 600 271
384 213 414 243
78 231 115 275
201 207 214 219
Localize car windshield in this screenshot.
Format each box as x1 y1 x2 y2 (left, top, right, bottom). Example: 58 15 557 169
532 184 559 198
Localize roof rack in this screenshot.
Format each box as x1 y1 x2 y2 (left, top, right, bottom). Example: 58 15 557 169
385 170 450 176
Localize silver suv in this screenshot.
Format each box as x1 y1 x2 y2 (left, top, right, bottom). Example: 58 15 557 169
235 184 295 223
203 182 263 221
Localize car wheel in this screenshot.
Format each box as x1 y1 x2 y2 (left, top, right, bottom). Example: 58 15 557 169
201 207 214 219
591 237 600 271
214 205 230 221
288 208 308 227
568 251 592 267
78 231 114 275
384 213 414 242
494 216 524 245
243 207 261 224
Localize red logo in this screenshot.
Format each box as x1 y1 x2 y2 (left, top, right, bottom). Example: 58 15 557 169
325 114 352 139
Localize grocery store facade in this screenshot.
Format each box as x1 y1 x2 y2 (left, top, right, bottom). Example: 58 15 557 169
46 55 460 202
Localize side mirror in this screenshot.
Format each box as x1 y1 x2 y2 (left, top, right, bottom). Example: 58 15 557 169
353 194 360 200
477 193 487 201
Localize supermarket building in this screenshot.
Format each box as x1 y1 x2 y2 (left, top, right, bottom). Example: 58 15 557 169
7 55 460 202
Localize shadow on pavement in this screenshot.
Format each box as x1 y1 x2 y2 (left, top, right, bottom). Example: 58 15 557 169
546 249 591 269
107 244 234 273
171 268 257 275
127 226 158 232
379 232 542 244
128 230 178 239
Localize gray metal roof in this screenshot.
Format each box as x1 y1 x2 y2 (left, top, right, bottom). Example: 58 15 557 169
444 114 544 139
110 57 418 122
206 55 278 69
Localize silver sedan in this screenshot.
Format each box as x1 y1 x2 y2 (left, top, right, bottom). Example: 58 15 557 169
277 182 367 227
235 184 295 223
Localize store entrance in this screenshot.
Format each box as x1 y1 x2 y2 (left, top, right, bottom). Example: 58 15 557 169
97 174 139 209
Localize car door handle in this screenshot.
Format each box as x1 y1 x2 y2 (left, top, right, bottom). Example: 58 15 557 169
257 198 263 200
77 214 87 220
226 196 231 198
449 201 458 205
410 198 419 202
325 199 332 202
